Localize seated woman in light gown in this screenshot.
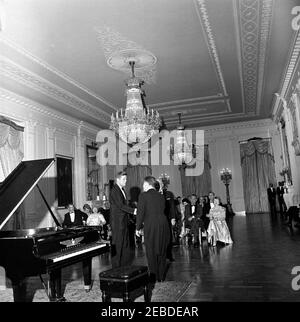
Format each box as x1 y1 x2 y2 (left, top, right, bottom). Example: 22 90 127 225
86 206 106 226
206 196 233 246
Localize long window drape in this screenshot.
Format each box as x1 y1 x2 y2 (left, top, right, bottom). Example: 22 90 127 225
0 116 25 229
240 139 276 213
124 164 152 202
180 145 212 197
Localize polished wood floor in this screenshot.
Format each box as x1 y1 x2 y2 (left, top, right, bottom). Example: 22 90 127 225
60 212 300 302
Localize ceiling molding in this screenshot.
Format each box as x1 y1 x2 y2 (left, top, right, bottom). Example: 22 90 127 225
166 112 248 126
0 35 118 111
272 30 300 119
0 56 111 123
195 118 275 133
155 97 228 112
236 0 273 115
0 87 101 137
256 0 274 115
232 0 246 114
194 0 231 113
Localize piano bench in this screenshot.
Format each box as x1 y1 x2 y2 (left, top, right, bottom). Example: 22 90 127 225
99 265 150 302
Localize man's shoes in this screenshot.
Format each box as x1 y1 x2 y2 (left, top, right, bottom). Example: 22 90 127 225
167 257 175 262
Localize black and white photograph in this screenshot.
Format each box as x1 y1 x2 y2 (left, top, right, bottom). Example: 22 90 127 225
0 0 300 311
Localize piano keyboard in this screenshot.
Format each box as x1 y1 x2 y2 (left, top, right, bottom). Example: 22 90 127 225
44 242 107 263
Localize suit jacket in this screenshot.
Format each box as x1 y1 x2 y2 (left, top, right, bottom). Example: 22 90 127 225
136 189 168 231
277 186 285 200
163 190 176 221
62 210 87 228
109 184 135 243
267 187 277 202
184 203 203 227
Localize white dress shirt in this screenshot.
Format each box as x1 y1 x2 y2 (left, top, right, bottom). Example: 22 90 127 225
117 183 126 200
70 211 75 222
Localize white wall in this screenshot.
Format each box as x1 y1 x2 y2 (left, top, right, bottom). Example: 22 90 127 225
0 88 100 228
195 119 281 213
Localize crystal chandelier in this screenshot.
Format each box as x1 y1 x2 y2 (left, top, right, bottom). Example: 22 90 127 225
169 113 194 165
110 61 161 144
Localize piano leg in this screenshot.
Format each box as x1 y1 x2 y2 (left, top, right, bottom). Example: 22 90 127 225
11 277 27 302
82 258 92 292
49 269 65 302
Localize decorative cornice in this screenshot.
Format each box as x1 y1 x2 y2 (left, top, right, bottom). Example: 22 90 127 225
198 118 275 133
166 112 247 125
0 35 118 111
237 0 273 115
0 87 100 137
194 0 231 112
256 0 273 114
0 56 111 124
149 94 228 111
272 30 300 118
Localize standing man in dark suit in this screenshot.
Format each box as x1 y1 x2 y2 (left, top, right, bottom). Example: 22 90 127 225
62 204 88 228
110 171 136 268
184 194 204 247
136 176 170 283
277 181 287 216
267 183 277 216
162 188 176 262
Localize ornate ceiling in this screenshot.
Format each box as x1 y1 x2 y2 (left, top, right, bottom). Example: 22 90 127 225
0 0 299 129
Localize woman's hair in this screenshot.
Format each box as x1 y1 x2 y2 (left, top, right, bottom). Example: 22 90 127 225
182 198 190 204
83 204 92 212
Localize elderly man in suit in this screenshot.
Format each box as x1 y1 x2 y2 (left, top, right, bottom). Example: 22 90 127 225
62 204 88 228
110 171 137 268
184 194 205 247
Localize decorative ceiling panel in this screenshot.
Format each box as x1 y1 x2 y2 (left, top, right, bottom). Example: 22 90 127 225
0 0 298 128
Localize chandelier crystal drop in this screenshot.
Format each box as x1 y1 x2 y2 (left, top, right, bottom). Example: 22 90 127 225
110 61 161 144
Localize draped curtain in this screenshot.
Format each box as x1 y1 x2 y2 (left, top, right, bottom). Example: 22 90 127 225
240 139 276 213
124 164 152 202
180 145 212 197
0 116 25 229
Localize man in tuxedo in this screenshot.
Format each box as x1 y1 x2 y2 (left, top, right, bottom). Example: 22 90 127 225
277 181 287 216
162 188 176 261
110 171 137 268
184 194 205 247
62 204 88 228
199 196 210 230
267 183 277 216
136 176 170 283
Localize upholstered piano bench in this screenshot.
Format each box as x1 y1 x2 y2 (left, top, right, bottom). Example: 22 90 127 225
99 265 150 302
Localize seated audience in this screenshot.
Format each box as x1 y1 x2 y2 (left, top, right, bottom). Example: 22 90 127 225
99 200 111 240
207 197 233 247
179 198 190 239
284 205 300 228
86 206 106 226
184 194 205 247
62 204 88 228
82 203 92 217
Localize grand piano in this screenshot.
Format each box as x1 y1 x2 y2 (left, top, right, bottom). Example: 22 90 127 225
0 158 110 302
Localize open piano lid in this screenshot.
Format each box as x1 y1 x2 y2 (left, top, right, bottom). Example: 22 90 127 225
0 158 55 230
